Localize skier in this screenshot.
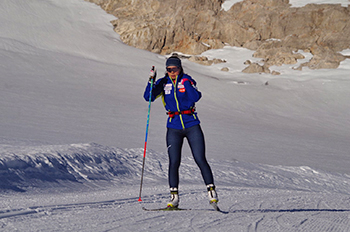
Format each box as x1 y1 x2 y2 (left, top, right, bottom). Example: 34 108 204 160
143 55 218 208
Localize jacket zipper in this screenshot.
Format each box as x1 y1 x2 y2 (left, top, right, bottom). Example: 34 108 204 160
172 76 185 129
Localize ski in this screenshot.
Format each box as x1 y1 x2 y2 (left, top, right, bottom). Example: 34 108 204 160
142 206 191 211
142 205 227 213
210 202 221 212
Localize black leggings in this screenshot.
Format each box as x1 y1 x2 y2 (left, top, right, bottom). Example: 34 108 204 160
166 124 214 188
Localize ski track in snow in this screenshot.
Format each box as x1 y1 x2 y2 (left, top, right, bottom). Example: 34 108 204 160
1 186 350 231
1 143 350 231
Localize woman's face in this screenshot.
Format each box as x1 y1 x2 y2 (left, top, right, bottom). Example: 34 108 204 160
166 66 180 79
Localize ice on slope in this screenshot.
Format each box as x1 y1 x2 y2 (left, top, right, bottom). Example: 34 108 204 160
1 143 350 196
0 143 137 191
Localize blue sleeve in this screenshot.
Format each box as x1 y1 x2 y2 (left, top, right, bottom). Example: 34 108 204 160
183 79 201 102
143 78 166 102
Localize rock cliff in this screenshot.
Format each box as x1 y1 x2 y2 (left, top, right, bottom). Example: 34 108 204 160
86 0 350 72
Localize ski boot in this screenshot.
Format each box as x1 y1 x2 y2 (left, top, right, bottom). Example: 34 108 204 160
207 184 218 203
207 184 220 211
167 187 179 208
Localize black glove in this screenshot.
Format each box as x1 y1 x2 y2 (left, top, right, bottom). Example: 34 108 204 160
148 66 157 83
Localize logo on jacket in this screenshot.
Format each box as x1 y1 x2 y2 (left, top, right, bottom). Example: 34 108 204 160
178 83 186 93
164 83 172 95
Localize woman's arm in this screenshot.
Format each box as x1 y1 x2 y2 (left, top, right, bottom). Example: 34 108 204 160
182 78 201 102
143 77 167 102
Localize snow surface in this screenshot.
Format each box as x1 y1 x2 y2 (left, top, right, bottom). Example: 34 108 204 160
1 0 350 231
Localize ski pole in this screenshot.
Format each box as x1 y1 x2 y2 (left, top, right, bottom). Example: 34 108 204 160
138 66 155 202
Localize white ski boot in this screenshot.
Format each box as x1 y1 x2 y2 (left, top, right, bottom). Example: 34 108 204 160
207 184 218 204
167 187 179 208
207 184 220 211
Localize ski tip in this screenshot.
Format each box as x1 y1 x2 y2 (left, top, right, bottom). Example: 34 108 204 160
142 206 190 211
210 203 228 214
210 202 221 212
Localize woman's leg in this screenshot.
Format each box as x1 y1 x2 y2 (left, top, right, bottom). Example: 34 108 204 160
186 124 214 185
166 128 184 188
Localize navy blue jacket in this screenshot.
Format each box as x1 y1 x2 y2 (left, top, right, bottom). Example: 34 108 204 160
144 73 201 129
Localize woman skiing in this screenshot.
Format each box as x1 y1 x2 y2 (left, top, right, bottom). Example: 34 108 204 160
143 56 218 208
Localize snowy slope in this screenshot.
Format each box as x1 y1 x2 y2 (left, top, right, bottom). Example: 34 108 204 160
1 143 350 231
1 0 350 231
2 143 350 194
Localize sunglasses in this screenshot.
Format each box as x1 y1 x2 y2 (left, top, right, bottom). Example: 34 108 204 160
166 67 180 72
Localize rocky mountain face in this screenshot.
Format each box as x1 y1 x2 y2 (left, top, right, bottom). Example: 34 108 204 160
86 0 350 73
